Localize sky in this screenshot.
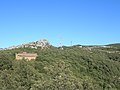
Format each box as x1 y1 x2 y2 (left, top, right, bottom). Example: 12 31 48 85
0 0 120 48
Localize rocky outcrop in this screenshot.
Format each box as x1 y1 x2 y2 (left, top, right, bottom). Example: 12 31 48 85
36 39 50 49
5 39 50 50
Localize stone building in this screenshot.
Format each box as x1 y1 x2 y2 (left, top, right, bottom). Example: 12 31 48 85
16 52 38 61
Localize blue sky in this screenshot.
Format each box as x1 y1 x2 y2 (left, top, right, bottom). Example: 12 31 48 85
0 0 120 48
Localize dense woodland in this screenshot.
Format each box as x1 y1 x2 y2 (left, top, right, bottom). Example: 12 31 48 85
0 44 120 90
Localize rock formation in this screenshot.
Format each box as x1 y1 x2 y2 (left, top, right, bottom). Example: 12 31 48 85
4 39 50 50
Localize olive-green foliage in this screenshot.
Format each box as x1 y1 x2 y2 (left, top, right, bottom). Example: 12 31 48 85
0 45 120 90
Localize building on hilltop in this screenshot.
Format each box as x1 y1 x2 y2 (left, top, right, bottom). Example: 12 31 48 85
16 52 38 61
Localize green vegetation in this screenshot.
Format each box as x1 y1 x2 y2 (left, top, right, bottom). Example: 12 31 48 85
0 45 120 90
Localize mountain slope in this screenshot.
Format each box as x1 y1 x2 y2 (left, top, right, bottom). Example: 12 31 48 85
0 44 120 90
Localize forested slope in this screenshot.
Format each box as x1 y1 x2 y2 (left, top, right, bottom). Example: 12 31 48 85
0 45 120 90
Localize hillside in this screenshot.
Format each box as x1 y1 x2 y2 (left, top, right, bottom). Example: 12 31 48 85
0 44 120 90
